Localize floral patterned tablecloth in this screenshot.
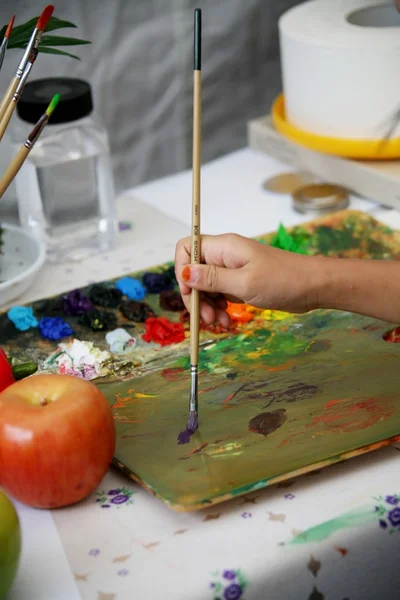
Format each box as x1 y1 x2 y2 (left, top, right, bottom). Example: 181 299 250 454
52 444 400 599
6 192 400 600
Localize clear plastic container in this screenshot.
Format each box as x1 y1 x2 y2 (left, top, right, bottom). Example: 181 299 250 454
11 78 117 263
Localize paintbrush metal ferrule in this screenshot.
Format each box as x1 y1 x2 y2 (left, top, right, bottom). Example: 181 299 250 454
15 30 40 78
189 364 198 414
13 50 37 99
0 14 15 71
25 92 60 147
0 40 7 71
25 115 48 148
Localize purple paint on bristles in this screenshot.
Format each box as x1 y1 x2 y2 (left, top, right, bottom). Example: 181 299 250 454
177 429 193 444
187 411 198 431
177 412 198 445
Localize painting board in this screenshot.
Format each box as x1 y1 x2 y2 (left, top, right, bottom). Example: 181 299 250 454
1 209 400 511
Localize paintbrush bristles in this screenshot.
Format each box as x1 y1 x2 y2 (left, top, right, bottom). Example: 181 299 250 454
187 411 198 432
5 15 15 39
37 5 54 32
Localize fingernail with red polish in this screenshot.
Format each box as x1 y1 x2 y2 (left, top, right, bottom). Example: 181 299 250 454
181 266 191 282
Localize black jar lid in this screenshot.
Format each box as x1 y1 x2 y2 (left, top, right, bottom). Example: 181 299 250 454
16 77 93 125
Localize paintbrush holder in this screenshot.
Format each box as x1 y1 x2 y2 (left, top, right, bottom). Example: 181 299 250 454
11 78 117 263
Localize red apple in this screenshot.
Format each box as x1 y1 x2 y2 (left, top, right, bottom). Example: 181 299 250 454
0 374 116 509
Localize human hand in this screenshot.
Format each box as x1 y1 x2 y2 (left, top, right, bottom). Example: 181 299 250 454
175 233 323 328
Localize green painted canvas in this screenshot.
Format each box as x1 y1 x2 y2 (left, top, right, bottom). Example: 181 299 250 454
2 210 400 511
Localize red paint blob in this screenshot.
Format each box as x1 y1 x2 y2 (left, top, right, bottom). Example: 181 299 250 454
142 317 185 346
0 348 15 393
383 327 400 343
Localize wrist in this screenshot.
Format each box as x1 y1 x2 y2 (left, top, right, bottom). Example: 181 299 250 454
307 255 341 311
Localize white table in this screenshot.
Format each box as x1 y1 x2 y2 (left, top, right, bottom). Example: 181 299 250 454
8 148 400 600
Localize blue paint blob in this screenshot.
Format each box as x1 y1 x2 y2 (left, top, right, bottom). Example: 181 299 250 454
38 317 74 341
115 277 146 300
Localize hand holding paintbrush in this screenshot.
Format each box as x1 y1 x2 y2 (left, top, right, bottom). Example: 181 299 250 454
188 8 202 432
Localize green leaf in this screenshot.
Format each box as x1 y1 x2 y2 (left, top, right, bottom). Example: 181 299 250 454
39 35 91 47
10 16 77 41
5 16 89 58
37 46 81 60
8 17 39 40
39 16 78 33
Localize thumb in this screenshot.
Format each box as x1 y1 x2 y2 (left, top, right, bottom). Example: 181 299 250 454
181 264 241 297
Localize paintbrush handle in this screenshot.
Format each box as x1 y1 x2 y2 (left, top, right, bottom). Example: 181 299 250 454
190 68 202 366
0 77 18 123
0 145 29 198
0 99 16 142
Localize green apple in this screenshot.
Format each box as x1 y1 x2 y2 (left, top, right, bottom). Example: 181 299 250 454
0 490 21 599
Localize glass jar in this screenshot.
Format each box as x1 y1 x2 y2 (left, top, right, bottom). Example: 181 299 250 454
11 77 117 263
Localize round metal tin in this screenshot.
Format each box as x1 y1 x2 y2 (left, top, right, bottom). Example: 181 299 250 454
292 183 349 215
262 171 315 194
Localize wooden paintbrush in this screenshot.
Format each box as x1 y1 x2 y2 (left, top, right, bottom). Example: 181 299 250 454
188 8 202 432
0 15 15 72
0 93 60 199
0 47 38 142
0 5 53 123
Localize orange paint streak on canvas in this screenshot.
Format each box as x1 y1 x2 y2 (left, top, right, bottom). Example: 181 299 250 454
267 360 297 373
310 396 393 433
278 395 394 447
161 367 185 381
223 392 236 406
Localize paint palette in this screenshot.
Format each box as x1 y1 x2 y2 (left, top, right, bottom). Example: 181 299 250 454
2 210 400 511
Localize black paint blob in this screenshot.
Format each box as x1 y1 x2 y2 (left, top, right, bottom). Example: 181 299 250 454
79 309 117 331
120 300 155 322
248 409 287 437
159 290 185 312
89 284 122 308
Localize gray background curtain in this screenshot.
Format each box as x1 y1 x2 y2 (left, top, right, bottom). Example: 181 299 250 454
0 0 301 195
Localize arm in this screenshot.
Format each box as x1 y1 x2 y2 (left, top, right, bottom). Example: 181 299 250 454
316 256 400 323
175 234 400 327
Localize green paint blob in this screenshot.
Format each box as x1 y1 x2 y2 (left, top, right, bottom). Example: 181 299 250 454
312 224 358 255
175 328 309 374
270 223 310 254
264 333 308 365
289 506 374 545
